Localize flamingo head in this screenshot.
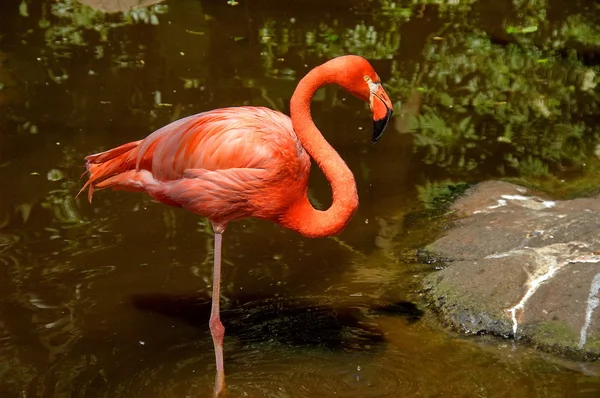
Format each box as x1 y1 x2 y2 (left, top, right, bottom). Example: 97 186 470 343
332 55 394 143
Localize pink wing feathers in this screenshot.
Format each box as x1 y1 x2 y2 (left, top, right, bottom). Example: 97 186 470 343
136 107 285 178
80 107 311 223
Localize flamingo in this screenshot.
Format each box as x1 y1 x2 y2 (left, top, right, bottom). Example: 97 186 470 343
78 55 393 395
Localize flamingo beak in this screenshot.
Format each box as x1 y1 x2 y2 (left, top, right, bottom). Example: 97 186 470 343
370 83 393 143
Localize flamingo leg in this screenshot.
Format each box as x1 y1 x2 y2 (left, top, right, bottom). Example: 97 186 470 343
209 228 226 396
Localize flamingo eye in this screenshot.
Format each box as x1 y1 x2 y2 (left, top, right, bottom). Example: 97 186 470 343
363 75 371 82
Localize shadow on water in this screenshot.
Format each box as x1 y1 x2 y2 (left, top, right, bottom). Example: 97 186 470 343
2 0 600 396
131 293 422 349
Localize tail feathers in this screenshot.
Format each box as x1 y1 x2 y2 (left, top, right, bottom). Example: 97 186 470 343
85 140 141 164
77 140 142 202
94 170 155 192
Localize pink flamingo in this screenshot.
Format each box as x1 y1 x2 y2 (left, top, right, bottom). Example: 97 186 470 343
79 55 393 395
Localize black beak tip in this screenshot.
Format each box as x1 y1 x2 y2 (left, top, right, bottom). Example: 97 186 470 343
372 109 393 143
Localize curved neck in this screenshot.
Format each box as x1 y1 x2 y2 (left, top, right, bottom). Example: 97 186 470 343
279 64 358 238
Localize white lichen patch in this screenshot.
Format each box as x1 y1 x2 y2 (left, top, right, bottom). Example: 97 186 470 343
485 194 556 212
498 243 600 336
485 251 516 259
488 199 507 209
579 273 600 349
506 250 561 336
500 194 556 210
501 194 529 201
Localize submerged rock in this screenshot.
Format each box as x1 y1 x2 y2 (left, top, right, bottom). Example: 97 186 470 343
423 181 600 359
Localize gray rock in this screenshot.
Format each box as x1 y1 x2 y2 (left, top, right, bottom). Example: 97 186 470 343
423 181 600 358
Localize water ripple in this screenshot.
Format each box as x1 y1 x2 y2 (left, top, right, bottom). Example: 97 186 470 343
289 356 411 398
224 349 416 398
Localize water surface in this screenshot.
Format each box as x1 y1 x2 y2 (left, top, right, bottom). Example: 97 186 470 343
1 0 600 396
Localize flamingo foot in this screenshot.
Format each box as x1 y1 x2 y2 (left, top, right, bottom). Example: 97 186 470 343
210 316 225 396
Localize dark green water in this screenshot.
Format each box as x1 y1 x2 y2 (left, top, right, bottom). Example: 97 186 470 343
1 0 600 396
